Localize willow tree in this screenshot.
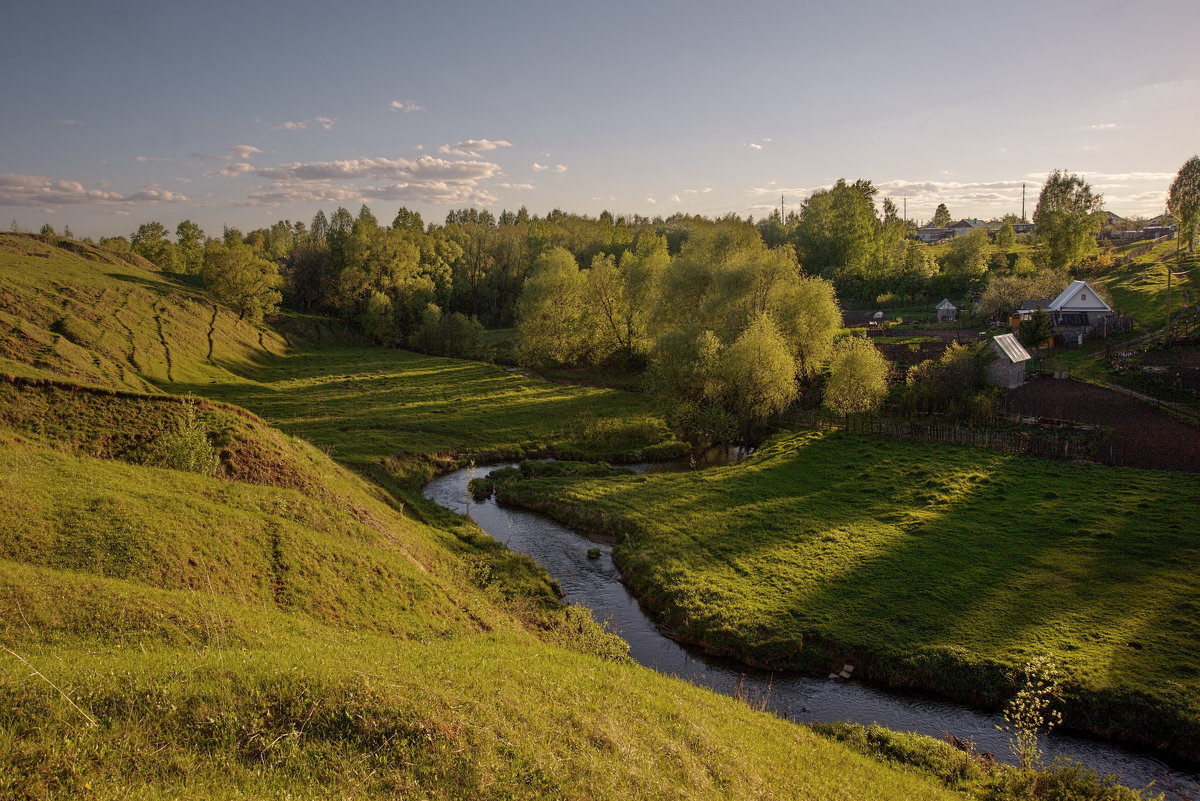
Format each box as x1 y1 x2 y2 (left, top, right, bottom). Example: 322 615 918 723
1168 155 1200 253
823 337 890 417
515 247 596 367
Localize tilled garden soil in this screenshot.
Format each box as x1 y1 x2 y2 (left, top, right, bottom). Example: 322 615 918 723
1004 377 1200 472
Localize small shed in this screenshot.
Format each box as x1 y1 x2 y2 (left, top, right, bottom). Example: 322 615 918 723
986 333 1031 389
936 298 959 322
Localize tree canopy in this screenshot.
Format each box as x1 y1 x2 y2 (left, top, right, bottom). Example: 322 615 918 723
1033 170 1103 271
1168 155 1200 253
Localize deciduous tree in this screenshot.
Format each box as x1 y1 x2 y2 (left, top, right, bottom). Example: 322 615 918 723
823 337 889 417
1168 155 1200 253
201 242 282 323
1033 170 1103 270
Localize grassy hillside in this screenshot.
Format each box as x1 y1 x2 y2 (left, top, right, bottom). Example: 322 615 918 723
0 233 285 391
0 239 972 799
496 429 1200 760
177 345 684 476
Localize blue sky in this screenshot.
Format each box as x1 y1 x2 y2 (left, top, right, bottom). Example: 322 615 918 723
2 0 1197 238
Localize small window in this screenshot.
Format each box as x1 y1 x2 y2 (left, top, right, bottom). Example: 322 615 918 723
1081 292 1088 301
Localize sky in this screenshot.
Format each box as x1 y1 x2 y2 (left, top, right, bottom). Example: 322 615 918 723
2 0 1197 238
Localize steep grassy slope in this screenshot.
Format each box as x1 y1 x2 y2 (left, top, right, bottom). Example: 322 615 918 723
497 429 1200 759
0 233 285 390
0 240 966 799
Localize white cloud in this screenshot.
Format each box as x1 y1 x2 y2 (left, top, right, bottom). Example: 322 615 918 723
553 164 568 173
173 177 193 184
228 145 263 159
498 182 534 191
682 187 712 195
389 100 424 112
206 162 257 178
670 194 682 203
242 181 496 207
645 197 657 204
135 156 173 164
0 173 189 207
274 117 336 131
255 155 501 183
242 154 503 208
438 139 512 157
1087 123 1117 130
747 143 763 150
532 163 549 172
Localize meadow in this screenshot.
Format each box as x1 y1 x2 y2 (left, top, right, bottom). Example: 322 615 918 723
1 236 985 800
497 428 1200 760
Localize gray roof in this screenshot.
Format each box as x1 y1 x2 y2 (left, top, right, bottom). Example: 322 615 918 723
1019 299 1051 311
990 333 1032 364
936 298 957 310
1047 280 1112 313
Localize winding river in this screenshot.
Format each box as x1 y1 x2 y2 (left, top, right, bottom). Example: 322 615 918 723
424 464 1199 799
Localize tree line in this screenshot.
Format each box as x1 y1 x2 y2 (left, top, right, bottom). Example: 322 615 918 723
59 158 1196 447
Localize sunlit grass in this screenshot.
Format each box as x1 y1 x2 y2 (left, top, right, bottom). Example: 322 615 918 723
499 428 1200 756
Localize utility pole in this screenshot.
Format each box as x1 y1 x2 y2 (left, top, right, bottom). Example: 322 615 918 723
1021 183 1026 222
780 194 785 222
903 197 907 222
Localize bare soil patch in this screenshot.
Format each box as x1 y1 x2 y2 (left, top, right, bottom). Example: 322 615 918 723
1003 377 1200 472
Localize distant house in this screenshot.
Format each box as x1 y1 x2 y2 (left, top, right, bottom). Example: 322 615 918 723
986 334 1031 389
947 219 987 237
916 226 954 243
935 298 959 322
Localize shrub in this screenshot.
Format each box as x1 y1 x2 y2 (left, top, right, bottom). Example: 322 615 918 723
135 401 221 476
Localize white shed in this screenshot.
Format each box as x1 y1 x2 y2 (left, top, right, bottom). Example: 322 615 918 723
986 333 1031 388
936 298 958 322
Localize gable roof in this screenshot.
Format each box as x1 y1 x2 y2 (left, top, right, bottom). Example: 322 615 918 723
948 218 987 229
1047 280 1112 313
936 298 957 310
990 333 1031 364
1019 299 1052 311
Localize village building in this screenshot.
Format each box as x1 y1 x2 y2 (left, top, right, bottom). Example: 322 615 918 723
935 298 959 322
1012 280 1126 346
986 333 1031 389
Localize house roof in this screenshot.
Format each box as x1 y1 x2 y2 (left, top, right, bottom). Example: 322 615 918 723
1047 280 1112 313
990 333 1032 364
1019 299 1052 311
936 298 957 310
948 219 986 229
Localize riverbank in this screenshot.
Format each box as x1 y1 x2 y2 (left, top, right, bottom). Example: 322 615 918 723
492 430 1200 763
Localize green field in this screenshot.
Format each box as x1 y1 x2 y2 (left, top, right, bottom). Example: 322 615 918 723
497 428 1200 760
177 345 682 476
1 236 989 800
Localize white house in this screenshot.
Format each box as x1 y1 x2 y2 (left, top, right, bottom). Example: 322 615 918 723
1045 280 1113 328
935 298 959 322
986 333 1031 388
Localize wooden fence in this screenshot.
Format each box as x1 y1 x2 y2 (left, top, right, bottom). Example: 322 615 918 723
788 409 1101 462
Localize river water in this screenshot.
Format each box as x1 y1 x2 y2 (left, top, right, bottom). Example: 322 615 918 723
424 464 1199 799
